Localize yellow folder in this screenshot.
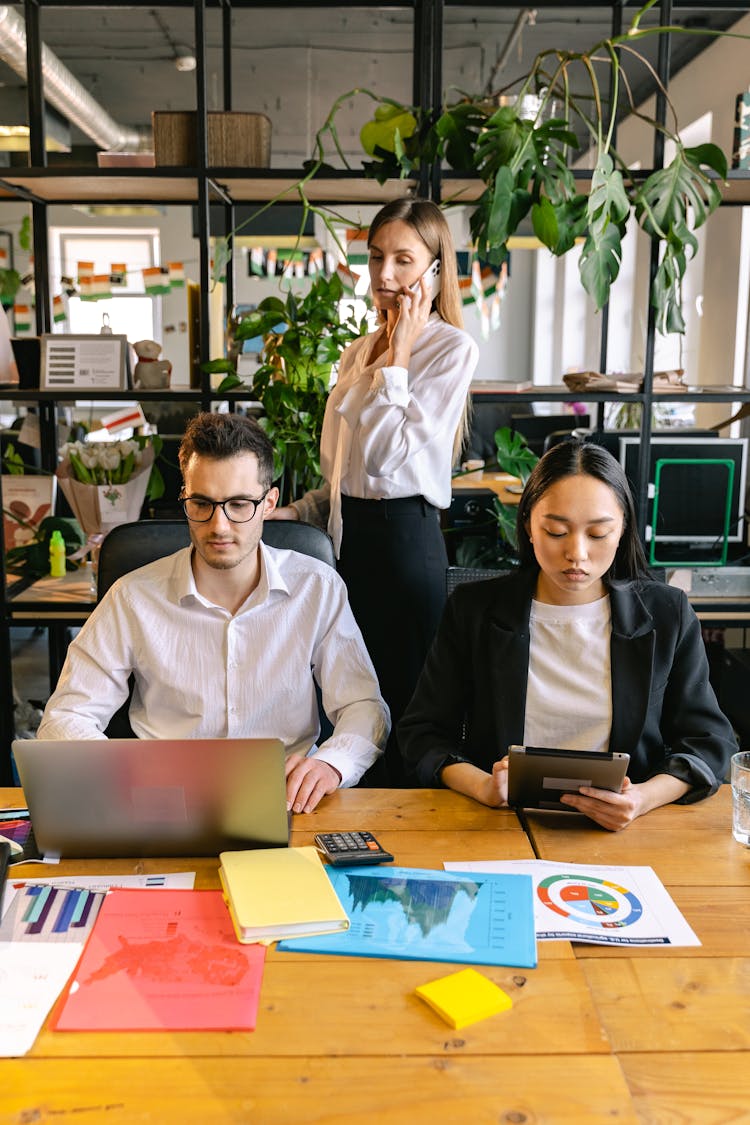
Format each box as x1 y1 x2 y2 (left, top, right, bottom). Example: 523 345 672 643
219 845 350 944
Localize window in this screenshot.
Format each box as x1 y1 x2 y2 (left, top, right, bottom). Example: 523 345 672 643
50 228 162 343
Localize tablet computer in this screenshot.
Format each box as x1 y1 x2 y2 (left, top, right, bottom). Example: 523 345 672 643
507 745 630 811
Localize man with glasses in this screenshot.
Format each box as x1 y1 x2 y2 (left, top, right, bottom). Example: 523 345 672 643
39 412 389 813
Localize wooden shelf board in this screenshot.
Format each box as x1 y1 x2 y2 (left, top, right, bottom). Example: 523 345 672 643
2 166 749 206
0 169 417 206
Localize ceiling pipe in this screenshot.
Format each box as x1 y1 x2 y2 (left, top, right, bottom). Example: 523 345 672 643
0 4 150 151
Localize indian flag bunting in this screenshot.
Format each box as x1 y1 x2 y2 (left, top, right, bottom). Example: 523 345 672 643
249 247 265 276
490 262 509 332
80 274 112 301
13 303 32 332
110 263 127 287
308 247 324 276
471 260 500 302
346 227 369 266
336 261 358 294
77 260 94 285
143 266 171 295
52 294 67 324
265 249 277 278
458 275 475 307
168 262 185 288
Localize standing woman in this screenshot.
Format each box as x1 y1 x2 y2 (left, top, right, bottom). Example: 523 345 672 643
272 198 479 783
399 440 736 827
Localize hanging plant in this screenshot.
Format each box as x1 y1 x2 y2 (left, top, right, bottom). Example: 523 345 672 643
348 0 738 335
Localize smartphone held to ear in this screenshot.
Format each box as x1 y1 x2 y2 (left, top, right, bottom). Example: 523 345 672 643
410 259 441 298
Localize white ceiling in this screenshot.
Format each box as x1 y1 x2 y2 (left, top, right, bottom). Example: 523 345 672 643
0 3 744 164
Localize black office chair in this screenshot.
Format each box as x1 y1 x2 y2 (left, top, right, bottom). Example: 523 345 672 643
97 517 335 601
96 517 336 737
511 413 590 457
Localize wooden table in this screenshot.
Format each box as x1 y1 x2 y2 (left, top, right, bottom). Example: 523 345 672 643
451 469 523 505
2 786 747 1123
525 784 750 1121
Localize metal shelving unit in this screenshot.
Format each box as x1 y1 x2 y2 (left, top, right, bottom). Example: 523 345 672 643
1 0 750 778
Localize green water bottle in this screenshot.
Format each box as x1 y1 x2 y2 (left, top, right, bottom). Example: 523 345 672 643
49 530 66 578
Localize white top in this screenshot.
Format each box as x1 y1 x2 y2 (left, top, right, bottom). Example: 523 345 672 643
293 314 478 553
523 595 613 753
38 543 390 787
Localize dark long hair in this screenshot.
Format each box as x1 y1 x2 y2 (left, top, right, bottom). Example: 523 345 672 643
515 439 649 581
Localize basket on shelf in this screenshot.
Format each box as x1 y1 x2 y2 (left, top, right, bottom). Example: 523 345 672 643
152 111 271 167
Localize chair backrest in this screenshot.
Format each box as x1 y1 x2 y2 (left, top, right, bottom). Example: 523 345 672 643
97 518 335 602
511 413 590 457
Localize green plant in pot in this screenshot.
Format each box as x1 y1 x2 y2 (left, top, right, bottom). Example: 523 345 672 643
204 273 367 503
453 427 538 568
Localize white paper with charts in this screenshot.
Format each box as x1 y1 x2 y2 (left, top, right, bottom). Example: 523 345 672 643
443 860 700 947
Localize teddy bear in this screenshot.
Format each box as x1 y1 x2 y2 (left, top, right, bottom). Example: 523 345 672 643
132 339 172 389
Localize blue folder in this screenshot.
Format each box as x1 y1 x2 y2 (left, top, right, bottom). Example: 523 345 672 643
278 865 537 968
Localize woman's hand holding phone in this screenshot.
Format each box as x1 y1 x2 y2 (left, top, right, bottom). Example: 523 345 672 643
388 260 440 365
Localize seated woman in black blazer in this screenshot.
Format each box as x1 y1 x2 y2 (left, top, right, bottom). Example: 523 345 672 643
399 440 736 830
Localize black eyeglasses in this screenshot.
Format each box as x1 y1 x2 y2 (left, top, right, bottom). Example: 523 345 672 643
180 492 269 523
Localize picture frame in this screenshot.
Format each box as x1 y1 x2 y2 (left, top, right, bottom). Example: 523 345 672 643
41 334 129 391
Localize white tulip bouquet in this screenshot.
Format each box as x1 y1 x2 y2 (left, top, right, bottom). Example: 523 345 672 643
57 436 164 539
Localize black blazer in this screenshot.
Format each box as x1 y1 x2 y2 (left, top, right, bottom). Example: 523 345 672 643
398 568 736 801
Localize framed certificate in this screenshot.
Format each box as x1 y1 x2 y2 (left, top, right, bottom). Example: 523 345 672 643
41 334 129 391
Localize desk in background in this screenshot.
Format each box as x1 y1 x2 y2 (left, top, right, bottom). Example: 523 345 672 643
3 786 749 1123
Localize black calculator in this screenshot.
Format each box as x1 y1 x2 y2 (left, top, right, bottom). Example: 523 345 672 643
314 831 394 866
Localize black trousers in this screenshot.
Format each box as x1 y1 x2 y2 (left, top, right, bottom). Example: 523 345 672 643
337 494 448 786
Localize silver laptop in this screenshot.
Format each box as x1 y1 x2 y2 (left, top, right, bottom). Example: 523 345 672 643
12 737 290 859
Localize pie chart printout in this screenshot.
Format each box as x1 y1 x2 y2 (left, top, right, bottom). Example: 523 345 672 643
537 874 644 929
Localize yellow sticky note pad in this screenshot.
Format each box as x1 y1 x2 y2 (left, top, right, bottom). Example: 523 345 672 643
415 968 512 1030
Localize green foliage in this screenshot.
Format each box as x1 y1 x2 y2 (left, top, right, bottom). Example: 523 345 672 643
339 4 739 336
493 426 538 484
0 267 22 308
2 442 26 475
208 274 367 503
0 214 32 307
452 426 538 568
230 274 364 386
634 143 727 334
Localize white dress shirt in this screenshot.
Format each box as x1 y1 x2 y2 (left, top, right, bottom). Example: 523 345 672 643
293 314 478 551
38 543 390 787
524 595 613 753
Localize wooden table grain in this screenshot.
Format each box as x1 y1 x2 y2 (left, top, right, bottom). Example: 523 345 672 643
2 785 747 1123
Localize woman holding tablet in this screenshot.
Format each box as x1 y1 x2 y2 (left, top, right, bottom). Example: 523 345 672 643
271 198 478 783
399 440 736 830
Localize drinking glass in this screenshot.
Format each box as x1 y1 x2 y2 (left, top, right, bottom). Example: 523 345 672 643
730 751 750 846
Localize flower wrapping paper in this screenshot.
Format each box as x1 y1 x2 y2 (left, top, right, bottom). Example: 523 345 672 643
56 444 154 538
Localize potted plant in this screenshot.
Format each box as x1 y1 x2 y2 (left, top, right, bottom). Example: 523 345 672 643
203 273 367 503
452 427 538 569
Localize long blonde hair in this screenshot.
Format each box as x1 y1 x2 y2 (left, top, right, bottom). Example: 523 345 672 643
367 198 472 463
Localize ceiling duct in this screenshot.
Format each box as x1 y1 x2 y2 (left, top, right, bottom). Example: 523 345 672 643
0 5 151 152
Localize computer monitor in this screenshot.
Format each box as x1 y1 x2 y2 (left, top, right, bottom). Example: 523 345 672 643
619 435 749 552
